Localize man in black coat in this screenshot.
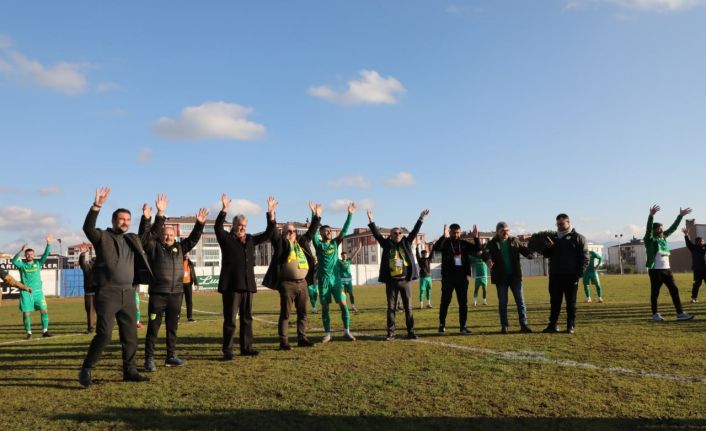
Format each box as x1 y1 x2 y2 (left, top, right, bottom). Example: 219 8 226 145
215 193 276 359
140 195 207 371
263 202 321 350
367 208 429 340
683 227 706 303
432 223 481 335
182 255 198 322
541 213 589 334
79 187 153 388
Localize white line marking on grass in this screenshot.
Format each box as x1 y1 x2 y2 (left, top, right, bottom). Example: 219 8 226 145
182 307 706 385
0 333 87 346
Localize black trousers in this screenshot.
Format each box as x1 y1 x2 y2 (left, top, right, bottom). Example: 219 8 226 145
692 269 706 300
386 279 414 335
222 290 254 355
182 283 194 319
82 286 138 373
439 277 469 329
548 274 579 327
84 293 96 332
278 279 308 344
145 292 182 358
649 269 684 315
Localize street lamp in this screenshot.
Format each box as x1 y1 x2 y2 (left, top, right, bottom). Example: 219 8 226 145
614 234 623 275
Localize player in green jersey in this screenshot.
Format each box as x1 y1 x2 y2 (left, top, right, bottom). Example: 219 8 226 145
12 235 53 339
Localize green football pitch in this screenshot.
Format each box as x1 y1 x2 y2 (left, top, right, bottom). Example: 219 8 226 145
1 274 705 430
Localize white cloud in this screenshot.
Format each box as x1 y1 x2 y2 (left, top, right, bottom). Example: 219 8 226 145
38 186 62 196
137 148 153 163
154 101 266 141
309 70 406 106
230 199 262 216
384 172 416 187
329 175 372 189
0 37 89 95
328 198 375 213
96 81 123 93
0 205 84 252
565 0 706 11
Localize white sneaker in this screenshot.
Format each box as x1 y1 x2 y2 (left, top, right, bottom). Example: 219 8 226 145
351 305 357 312
586 297 592 303
311 307 318 314
420 303 424 310
652 313 665 322
343 329 356 341
322 332 332 343
473 300 477 307
691 298 698 304
482 299 487 306
676 312 694 321
598 297 604 303
426 302 433 309
236 313 239 320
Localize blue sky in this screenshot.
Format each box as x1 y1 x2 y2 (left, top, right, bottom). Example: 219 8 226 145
1 0 705 252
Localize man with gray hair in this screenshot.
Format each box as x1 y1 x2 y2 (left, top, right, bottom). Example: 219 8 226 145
215 193 276 359
139 195 208 371
367 208 429 340
483 222 534 334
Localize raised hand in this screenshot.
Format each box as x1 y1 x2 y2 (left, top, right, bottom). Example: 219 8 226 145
155 194 168 216
308 201 316 214
367 209 374 223
682 227 689 235
680 207 693 217
142 203 153 219
267 196 278 213
314 203 322 218
419 209 430 219
46 234 53 243
196 208 209 224
471 224 478 238
221 193 232 212
347 202 357 214
649 205 660 216
443 224 449 238
20 243 27 252
94 186 110 208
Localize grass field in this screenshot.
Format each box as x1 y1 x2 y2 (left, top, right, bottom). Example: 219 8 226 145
1 273 705 430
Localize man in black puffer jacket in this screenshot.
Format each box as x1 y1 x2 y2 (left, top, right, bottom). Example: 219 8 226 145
139 194 207 372
541 213 589 334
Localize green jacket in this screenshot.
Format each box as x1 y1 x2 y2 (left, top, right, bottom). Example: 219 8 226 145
12 243 50 291
644 214 682 269
586 250 602 272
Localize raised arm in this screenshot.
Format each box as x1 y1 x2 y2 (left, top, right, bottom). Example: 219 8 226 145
432 225 449 253
11 244 27 269
215 193 231 245
303 202 322 241
366 209 385 245
253 196 277 246
406 209 429 242
36 235 52 265
181 208 208 254
664 207 691 239
644 205 659 242
83 186 110 246
335 202 356 244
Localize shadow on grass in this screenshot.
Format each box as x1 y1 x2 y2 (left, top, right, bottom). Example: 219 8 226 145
52 407 706 431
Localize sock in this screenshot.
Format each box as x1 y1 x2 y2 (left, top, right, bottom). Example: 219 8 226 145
322 306 330 332
135 291 141 321
596 282 603 298
23 313 32 333
340 303 350 329
41 313 49 331
584 285 590 298
482 287 487 300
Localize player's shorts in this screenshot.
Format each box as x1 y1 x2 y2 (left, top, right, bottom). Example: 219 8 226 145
318 276 346 304
19 290 47 312
419 277 433 291
475 276 488 288
341 278 353 293
583 271 600 286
